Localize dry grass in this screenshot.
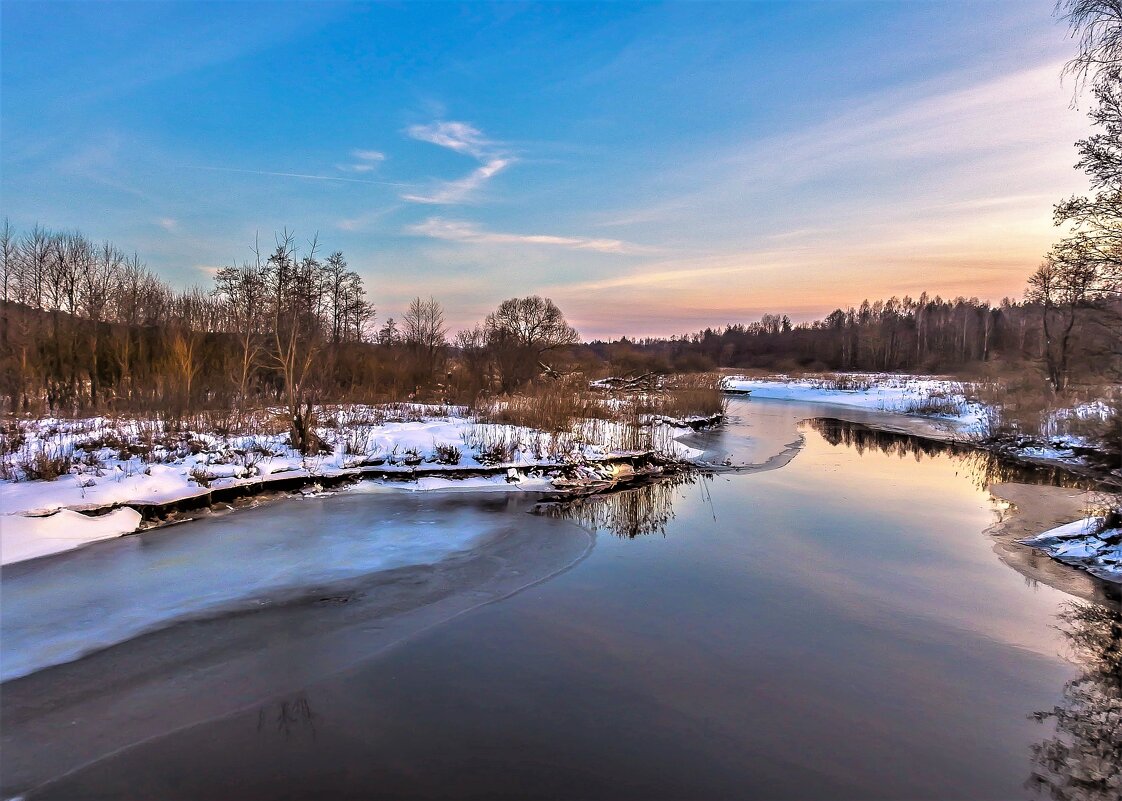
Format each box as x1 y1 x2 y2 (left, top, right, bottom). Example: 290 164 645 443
634 374 726 419
902 394 969 417
473 376 614 433
967 376 1118 442
17 443 74 481
468 373 723 461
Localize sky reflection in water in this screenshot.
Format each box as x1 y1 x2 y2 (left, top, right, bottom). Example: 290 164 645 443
24 410 1122 800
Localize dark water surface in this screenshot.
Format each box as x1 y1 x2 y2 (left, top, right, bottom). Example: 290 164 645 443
6 399 1121 800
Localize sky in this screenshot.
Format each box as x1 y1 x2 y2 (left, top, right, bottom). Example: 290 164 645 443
0 0 1096 339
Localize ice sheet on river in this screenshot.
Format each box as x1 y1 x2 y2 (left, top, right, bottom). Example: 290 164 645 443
0 495 506 681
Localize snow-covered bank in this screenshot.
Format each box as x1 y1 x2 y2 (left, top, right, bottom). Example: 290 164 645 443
2 508 144 566
720 373 1118 471
720 374 987 434
0 406 706 565
1020 516 1122 583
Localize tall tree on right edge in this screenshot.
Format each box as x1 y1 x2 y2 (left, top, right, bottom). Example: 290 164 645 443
1028 1 1122 391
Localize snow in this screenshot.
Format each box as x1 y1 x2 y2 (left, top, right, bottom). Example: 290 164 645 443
0 405 703 565
1012 445 1077 461
1021 517 1122 582
1042 399 1115 446
720 373 987 432
349 473 558 494
1 507 144 565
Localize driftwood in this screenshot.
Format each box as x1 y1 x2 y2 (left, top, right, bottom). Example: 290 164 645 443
589 372 658 392
538 361 564 380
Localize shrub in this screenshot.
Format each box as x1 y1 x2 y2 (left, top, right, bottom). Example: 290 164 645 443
342 427 372 456
823 375 873 391
433 442 461 465
903 395 966 417
19 444 75 481
188 466 211 487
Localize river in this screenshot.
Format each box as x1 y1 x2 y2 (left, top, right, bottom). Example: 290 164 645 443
2 397 1119 800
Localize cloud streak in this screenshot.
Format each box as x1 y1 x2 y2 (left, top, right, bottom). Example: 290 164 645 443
186 164 407 186
402 159 511 204
403 120 512 204
408 217 651 254
337 149 386 173
406 121 491 158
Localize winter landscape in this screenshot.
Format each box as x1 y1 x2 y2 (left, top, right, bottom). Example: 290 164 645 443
2 2 1121 800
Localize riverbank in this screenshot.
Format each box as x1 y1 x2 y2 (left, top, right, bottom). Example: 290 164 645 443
1 404 717 565
986 483 1121 602
721 373 1122 583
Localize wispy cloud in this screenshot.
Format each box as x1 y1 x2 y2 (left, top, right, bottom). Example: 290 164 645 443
185 164 407 186
403 121 512 204
604 61 1087 241
406 121 491 158
408 217 651 255
335 204 402 232
337 149 386 173
156 217 178 232
402 159 511 204
725 61 1081 183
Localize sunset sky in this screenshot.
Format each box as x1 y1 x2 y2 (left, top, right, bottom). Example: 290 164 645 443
0 0 1093 339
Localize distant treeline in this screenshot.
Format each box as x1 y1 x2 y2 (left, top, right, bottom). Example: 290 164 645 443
1 216 1119 425
586 295 1122 382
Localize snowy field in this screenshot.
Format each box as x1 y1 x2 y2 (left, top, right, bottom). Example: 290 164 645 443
0 405 703 565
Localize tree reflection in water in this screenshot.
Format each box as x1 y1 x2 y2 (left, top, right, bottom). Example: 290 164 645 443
538 474 703 538
256 694 317 741
805 418 1093 491
1028 601 1122 801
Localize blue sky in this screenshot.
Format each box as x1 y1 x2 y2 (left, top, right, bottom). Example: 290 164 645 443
1 0 1091 338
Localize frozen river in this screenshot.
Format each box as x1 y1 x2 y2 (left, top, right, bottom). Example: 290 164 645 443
2 398 1119 800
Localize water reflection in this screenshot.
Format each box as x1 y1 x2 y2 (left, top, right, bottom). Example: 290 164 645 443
537 474 703 538
256 694 317 741
1028 601 1122 801
806 418 1094 491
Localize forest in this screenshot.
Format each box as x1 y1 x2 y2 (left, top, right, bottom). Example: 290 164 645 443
589 293 1120 383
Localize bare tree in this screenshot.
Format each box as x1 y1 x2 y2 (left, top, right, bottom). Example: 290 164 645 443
1059 0 1122 92
215 253 269 409
454 324 491 395
377 317 399 346
402 296 447 385
1026 255 1109 390
485 296 579 390
18 225 51 310
0 219 15 305
260 232 328 453
1029 1 1122 390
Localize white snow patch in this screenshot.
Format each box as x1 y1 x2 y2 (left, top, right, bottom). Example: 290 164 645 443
1 507 143 565
1021 516 1122 582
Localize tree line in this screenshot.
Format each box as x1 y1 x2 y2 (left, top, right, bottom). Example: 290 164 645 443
0 223 582 435
588 292 1120 385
